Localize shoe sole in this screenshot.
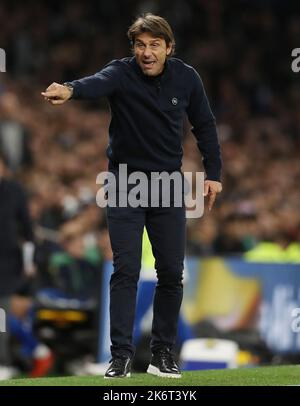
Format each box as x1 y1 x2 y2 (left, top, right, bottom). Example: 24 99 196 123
147 364 181 379
104 372 131 379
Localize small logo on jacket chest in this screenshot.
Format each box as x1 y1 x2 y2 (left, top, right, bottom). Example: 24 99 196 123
171 97 178 106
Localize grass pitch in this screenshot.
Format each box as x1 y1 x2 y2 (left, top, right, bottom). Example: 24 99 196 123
0 365 299 386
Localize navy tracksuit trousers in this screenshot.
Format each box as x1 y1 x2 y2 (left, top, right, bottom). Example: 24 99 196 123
106 173 186 358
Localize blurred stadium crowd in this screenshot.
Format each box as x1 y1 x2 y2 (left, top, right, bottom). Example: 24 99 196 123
0 0 300 376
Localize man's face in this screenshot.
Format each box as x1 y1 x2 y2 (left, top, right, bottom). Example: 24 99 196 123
134 32 172 77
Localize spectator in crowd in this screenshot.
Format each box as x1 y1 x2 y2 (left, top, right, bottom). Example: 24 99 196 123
0 152 35 379
44 219 102 300
0 93 32 172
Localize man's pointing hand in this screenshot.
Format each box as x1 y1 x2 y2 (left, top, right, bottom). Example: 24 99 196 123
41 82 72 105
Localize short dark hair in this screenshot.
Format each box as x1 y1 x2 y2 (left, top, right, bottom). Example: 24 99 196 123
127 13 175 56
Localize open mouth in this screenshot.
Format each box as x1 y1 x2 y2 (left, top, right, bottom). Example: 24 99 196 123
142 60 156 69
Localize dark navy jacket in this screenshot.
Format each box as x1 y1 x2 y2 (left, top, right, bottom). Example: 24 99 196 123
68 57 221 181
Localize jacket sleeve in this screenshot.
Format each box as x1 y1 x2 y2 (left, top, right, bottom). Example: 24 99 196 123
186 68 222 181
66 60 122 100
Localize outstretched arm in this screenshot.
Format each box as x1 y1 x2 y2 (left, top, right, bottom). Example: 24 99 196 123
41 60 122 105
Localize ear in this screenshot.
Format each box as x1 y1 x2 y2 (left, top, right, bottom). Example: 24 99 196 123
165 40 172 56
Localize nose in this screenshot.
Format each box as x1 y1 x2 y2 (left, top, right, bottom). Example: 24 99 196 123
143 45 152 58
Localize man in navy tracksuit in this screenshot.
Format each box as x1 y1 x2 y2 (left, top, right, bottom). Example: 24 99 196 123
42 13 222 379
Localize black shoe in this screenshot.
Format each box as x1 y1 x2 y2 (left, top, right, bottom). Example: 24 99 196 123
147 348 181 378
104 356 131 378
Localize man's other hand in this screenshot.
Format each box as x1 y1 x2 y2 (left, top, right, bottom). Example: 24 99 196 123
203 180 222 211
41 82 72 105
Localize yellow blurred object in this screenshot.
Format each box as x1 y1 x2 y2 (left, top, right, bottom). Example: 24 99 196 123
184 258 260 330
142 228 155 268
37 309 87 324
244 242 300 263
237 350 259 367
